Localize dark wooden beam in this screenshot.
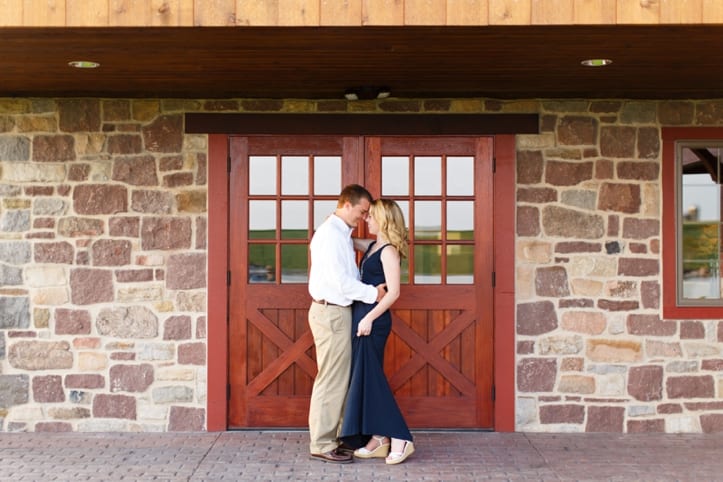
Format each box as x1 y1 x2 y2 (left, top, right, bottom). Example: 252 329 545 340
185 113 539 135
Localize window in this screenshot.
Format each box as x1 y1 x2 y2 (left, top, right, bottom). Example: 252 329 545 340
662 128 723 318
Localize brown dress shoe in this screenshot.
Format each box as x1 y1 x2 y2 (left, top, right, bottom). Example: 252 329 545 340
310 448 353 464
336 441 356 455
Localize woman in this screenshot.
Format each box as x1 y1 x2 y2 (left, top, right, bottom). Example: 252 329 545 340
340 198 415 465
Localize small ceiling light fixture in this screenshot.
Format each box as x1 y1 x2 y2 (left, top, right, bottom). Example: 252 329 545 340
344 86 391 100
581 58 612 67
68 60 100 69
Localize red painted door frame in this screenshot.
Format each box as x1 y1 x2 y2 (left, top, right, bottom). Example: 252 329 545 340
205 133 517 432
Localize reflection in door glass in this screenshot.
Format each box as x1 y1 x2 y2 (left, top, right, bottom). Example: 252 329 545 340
249 200 276 239
281 244 308 283
248 244 275 283
281 201 308 239
414 201 441 240
249 156 276 195
414 245 441 284
415 156 441 195
447 245 474 284
382 156 409 195
314 156 342 195
447 201 474 239
281 156 309 195
314 200 338 230
447 157 474 195
680 145 722 300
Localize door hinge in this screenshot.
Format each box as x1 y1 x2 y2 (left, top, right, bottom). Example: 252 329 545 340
491 385 496 402
492 271 496 287
227 384 231 401
492 156 496 173
227 155 231 173
227 270 231 286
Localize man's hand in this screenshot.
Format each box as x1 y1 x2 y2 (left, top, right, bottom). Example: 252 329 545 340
375 283 386 302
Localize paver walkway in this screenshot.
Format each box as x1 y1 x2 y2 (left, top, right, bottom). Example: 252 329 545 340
0 430 721 481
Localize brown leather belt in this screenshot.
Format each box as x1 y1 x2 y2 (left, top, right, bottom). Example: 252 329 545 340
312 299 342 307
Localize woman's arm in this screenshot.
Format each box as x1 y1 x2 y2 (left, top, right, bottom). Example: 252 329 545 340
356 246 401 336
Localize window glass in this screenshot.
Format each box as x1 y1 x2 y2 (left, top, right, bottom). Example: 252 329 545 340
382 156 409 195
249 200 275 239
415 156 441 195
447 245 474 284
281 201 308 239
314 156 341 195
414 245 441 284
447 201 474 239
248 244 275 283
680 145 722 302
249 156 276 195
414 201 441 240
281 155 308 195
281 244 308 283
447 156 474 195
313 200 337 230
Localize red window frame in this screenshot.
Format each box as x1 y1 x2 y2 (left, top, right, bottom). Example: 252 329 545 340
662 127 723 319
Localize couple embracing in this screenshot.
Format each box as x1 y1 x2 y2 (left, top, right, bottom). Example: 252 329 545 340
307 184 415 465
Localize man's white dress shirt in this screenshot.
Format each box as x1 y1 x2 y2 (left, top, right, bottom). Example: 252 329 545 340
308 214 377 306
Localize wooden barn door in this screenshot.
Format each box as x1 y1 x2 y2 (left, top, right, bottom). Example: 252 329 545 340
228 135 494 428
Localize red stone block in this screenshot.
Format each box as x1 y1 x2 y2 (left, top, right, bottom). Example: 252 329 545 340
539 404 584 424
627 419 665 433
92 394 136 419
586 406 625 432
109 364 154 393
54 308 91 335
178 342 206 365
666 375 715 399
628 365 663 401
32 375 64 403
65 374 105 389
168 406 204 431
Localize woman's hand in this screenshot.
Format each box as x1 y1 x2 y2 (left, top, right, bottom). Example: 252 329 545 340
357 317 373 336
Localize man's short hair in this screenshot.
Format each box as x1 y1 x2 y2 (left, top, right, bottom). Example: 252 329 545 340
338 184 373 208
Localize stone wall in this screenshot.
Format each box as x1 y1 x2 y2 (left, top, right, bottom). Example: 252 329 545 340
0 99 207 431
515 100 723 433
0 96 722 432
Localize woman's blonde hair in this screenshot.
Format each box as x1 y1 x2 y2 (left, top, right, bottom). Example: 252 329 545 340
370 198 409 259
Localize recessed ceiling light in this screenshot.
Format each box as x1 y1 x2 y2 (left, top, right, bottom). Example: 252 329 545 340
68 60 100 69
581 59 612 67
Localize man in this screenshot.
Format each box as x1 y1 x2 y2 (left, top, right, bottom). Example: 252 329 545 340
307 184 385 464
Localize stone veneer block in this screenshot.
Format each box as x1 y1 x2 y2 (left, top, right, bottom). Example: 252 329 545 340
8 340 73 370
586 406 625 432
666 376 715 399
168 406 204 431
70 268 114 305
109 364 154 392
539 404 584 424
54 308 91 335
92 394 136 419
32 375 64 402
166 253 206 290
0 375 29 408
700 414 723 433
628 365 663 401
516 301 558 335
517 358 557 392
73 185 128 215
0 296 30 329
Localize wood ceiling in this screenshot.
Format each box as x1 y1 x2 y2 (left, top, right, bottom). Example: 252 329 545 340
1 25 722 100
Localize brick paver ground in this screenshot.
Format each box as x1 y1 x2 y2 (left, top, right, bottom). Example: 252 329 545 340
0 430 720 481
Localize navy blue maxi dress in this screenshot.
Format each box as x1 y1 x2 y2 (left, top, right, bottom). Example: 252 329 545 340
340 242 413 449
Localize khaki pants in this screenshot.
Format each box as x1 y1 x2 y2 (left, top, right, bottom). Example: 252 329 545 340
308 302 352 454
